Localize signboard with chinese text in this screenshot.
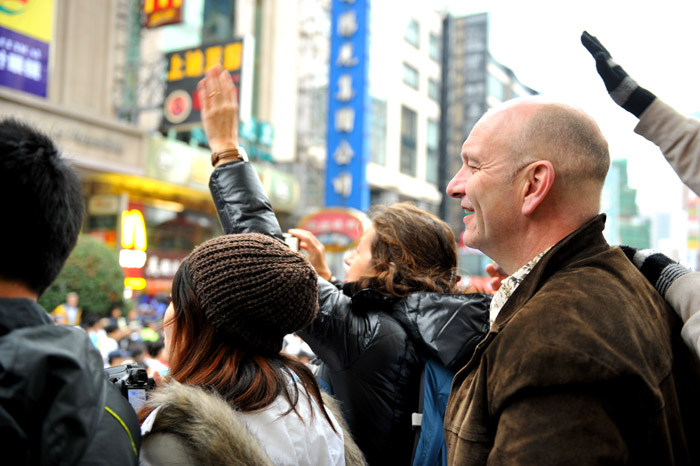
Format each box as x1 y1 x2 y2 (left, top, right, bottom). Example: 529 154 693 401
325 0 370 210
0 0 53 97
161 37 254 131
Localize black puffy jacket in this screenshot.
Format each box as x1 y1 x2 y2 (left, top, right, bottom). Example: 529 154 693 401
210 161 490 465
0 298 141 465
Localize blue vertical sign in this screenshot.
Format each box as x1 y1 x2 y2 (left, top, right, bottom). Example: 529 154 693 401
325 0 370 211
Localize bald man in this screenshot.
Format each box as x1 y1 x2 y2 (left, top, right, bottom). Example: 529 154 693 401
444 97 700 465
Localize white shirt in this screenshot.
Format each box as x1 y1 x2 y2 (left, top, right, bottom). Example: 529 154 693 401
239 381 345 466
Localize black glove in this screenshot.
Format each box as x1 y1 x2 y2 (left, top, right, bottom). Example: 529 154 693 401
581 31 656 118
621 245 691 297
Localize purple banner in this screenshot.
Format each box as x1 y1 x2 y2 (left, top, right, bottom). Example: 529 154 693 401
0 25 49 98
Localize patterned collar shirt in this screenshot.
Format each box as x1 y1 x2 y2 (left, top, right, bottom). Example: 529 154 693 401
489 247 552 327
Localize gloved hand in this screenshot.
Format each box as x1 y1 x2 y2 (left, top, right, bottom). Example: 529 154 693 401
581 31 656 118
620 245 691 297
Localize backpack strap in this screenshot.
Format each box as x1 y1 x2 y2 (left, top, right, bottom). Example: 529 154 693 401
410 363 427 464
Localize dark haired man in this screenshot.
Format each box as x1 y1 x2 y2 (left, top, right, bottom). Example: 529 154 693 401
0 118 140 464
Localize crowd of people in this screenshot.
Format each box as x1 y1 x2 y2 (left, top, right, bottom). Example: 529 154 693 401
1 30 700 465
48 293 171 376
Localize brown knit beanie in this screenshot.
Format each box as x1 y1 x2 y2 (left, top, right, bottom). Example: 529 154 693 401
186 233 318 355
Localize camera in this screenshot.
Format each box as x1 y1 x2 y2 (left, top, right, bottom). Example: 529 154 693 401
104 364 155 412
283 232 299 252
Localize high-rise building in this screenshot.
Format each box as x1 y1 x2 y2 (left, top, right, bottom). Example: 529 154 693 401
441 12 538 277
602 159 652 249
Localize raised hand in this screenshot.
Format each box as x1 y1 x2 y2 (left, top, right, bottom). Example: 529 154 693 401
288 228 333 281
581 31 655 118
197 64 239 154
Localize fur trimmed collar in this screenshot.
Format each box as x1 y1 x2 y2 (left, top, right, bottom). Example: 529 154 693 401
142 381 273 465
141 381 367 466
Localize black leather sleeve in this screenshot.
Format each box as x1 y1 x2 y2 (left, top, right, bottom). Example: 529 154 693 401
209 161 284 241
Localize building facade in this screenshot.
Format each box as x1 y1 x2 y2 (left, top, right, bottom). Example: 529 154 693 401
0 0 301 300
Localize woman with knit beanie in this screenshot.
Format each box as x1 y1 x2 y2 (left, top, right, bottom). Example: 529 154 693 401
199 65 491 465
137 233 366 465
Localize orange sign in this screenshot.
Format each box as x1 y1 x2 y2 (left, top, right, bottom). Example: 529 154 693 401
143 0 183 28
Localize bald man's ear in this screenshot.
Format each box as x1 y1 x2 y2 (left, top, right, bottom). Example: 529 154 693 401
521 160 554 216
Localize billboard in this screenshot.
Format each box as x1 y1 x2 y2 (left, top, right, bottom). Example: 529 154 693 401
161 37 254 131
0 0 53 98
325 0 370 211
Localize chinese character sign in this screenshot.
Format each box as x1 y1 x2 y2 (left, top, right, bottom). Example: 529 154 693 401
326 0 370 211
0 0 53 98
161 38 253 131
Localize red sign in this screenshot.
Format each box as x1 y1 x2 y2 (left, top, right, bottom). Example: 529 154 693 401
298 208 367 252
143 0 183 29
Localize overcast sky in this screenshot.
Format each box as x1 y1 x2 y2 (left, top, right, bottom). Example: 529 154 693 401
443 0 700 219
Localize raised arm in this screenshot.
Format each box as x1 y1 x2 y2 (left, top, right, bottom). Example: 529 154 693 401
199 66 366 369
582 31 700 195
199 65 283 240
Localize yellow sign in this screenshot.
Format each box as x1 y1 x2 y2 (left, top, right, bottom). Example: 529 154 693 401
121 209 147 251
166 42 242 82
124 277 147 290
0 0 54 42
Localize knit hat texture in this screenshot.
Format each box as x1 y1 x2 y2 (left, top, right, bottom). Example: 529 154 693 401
187 233 318 355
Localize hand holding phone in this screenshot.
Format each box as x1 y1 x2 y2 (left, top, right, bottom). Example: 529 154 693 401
283 233 299 252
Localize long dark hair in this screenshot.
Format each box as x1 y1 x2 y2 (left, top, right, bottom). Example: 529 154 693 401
354 202 458 297
138 260 336 431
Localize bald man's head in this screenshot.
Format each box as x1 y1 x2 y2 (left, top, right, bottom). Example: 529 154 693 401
507 100 610 189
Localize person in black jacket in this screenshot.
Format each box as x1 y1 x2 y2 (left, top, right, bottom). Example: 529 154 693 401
0 118 141 465
199 64 490 465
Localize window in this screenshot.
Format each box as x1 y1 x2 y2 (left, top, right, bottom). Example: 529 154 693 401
429 33 441 62
426 119 438 184
371 98 387 165
405 18 419 47
400 106 417 176
403 63 419 89
428 78 440 101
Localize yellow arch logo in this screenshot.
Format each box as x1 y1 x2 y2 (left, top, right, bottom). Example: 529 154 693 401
121 209 147 251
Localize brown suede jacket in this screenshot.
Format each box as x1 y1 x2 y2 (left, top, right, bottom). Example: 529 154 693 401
444 215 700 465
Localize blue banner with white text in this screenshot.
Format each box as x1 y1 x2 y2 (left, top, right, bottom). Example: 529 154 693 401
325 0 370 211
